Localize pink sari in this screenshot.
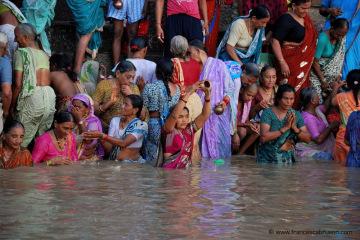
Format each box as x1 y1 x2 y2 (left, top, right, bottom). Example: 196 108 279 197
163 123 196 169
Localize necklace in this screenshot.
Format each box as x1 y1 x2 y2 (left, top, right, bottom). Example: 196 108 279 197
53 130 67 150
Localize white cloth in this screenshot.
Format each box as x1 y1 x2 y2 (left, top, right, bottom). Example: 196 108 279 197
127 58 157 84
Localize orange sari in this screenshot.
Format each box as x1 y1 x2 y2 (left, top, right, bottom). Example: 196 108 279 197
0 147 32 169
277 14 317 105
334 92 360 165
205 0 221 57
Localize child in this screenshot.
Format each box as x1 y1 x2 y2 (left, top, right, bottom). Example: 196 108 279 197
232 83 259 154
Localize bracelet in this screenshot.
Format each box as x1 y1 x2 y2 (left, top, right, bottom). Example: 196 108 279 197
47 160 53 166
99 105 105 113
205 98 210 102
279 59 285 63
279 128 285 134
102 134 109 141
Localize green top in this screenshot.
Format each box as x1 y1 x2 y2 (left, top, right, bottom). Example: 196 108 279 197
14 48 49 72
314 32 336 59
257 108 305 164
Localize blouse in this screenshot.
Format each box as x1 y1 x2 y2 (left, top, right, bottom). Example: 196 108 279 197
272 14 305 43
227 19 253 49
314 32 336 59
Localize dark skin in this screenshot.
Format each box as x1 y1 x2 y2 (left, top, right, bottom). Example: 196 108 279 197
50 71 77 99
11 27 51 116
303 94 339 144
0 43 12 119
312 26 348 90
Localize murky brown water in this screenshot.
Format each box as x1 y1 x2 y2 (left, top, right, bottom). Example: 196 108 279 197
0 157 359 239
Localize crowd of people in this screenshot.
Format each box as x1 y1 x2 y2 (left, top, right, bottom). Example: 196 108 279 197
0 0 359 170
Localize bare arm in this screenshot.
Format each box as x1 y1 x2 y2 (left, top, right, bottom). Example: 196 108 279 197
271 38 285 63
198 0 209 35
155 0 165 42
313 123 337 144
312 59 325 83
10 71 23 114
1 83 12 118
226 44 243 65
193 89 211 129
260 123 289 143
296 126 312 143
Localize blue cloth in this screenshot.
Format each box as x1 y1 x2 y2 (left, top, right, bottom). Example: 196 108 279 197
321 0 360 79
216 16 265 64
0 56 12 84
107 0 145 23
345 111 360 167
21 0 56 56
66 0 106 52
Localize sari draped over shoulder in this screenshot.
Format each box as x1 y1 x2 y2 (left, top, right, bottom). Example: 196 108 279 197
277 14 317 95
66 0 106 56
0 147 32 169
199 57 232 159
21 0 56 56
216 16 265 64
334 92 360 164
163 123 197 169
345 111 360 167
71 93 104 160
110 117 148 161
310 36 346 103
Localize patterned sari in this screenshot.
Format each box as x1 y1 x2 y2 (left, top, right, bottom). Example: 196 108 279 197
334 92 360 165
216 16 265 64
0 146 32 169
310 37 346 103
345 111 360 167
276 15 317 98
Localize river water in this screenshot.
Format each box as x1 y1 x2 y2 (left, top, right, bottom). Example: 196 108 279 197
0 157 359 239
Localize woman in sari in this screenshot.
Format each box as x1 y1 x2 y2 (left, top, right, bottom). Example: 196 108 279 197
170 35 203 160
331 70 360 165
84 95 147 162
205 0 222 57
66 0 106 74
257 84 311 163
162 81 211 169
310 18 349 103
70 93 104 161
295 87 338 160
320 0 360 80
271 0 317 106
32 111 78 166
142 58 180 165
0 120 32 169
189 40 233 159
216 5 270 65
345 110 360 167
92 60 140 132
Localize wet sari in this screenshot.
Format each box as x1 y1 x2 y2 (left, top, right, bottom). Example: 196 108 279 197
345 111 360 167
71 93 104 160
0 146 32 169
334 92 360 165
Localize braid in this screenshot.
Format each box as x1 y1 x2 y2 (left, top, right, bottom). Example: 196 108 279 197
162 74 172 100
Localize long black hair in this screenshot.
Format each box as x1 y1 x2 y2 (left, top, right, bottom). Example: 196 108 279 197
126 94 143 118
274 84 296 106
50 53 77 81
346 69 360 107
155 58 173 99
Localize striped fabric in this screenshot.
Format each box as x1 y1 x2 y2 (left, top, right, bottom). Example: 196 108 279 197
107 0 145 23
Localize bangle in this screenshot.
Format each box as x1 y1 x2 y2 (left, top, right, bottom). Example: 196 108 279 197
102 134 109 141
47 160 53 166
279 128 285 134
99 105 105 113
205 98 210 102
180 98 187 104
279 59 285 63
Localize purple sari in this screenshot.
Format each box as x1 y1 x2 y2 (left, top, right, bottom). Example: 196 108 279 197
198 57 232 159
72 94 104 160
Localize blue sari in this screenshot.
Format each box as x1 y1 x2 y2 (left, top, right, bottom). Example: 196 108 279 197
66 0 106 54
321 0 360 79
345 111 360 167
216 16 265 64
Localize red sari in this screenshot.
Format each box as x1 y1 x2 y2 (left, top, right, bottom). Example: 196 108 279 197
277 14 317 104
0 147 32 169
205 0 221 57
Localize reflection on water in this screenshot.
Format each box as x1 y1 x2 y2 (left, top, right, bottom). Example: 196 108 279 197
0 157 359 239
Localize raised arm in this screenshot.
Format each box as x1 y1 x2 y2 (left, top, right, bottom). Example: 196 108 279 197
156 0 165 42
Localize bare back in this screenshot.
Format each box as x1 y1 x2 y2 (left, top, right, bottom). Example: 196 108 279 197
50 71 77 97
